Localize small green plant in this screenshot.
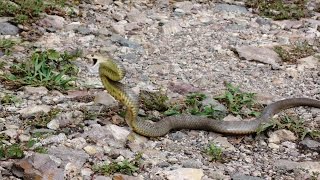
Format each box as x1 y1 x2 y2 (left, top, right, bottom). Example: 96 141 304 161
0 93 21 105
163 93 224 118
0 143 24 159
274 41 316 63
94 153 143 176
0 0 77 24
0 38 16 55
246 0 310 20
140 90 169 111
205 143 223 161
26 139 47 153
25 108 61 128
2 49 79 90
215 83 259 117
257 115 320 140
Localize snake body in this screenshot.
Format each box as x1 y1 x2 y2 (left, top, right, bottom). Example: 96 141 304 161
95 55 320 137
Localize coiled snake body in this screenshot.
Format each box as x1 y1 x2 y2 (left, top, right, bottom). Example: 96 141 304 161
95 55 320 137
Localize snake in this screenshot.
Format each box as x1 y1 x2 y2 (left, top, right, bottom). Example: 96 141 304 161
92 55 320 137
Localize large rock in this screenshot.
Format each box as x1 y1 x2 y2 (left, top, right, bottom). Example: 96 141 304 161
12 153 64 180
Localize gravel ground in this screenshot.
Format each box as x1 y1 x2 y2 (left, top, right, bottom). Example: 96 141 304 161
0 0 320 180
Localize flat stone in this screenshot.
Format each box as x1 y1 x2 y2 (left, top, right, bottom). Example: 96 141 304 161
275 160 320 173
235 46 281 67
47 110 83 130
232 174 264 180
38 15 66 30
162 20 182 35
164 168 204 180
0 22 19 35
214 3 248 14
212 136 236 151
18 105 51 116
23 86 48 95
48 146 89 168
93 0 113 5
12 153 64 180
300 138 320 151
268 129 297 144
94 91 118 107
297 55 319 72
82 124 130 148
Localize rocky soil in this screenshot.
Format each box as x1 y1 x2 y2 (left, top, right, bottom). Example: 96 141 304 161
0 0 320 180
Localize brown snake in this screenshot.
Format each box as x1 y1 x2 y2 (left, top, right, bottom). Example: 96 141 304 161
92 55 320 137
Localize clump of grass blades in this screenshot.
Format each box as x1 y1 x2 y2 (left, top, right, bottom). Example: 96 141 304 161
3 49 80 90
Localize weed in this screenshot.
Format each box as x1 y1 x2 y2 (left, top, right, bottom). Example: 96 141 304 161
0 143 24 159
257 115 320 140
215 83 259 117
26 139 47 153
2 49 79 90
274 41 316 63
94 153 143 175
163 92 226 119
205 143 223 161
0 38 16 55
246 0 310 20
140 90 169 111
164 105 182 116
0 93 21 105
25 108 61 128
0 0 77 24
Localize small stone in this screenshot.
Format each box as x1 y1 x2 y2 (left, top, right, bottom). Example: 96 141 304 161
268 129 297 144
286 67 299 79
111 22 126 35
81 168 93 177
212 136 236 151
113 174 144 180
1 129 18 139
84 145 98 155
48 146 89 168
47 119 59 130
214 4 248 14
164 168 204 180
94 175 112 180
68 137 87 149
0 22 19 35
223 114 241 121
41 133 67 145
297 56 319 71
162 21 182 35
18 105 51 116
23 86 48 95
173 1 193 14
268 143 280 149
38 15 65 30
181 159 203 168
18 134 31 142
93 0 113 5
299 138 320 151
275 160 320 173
94 91 118 107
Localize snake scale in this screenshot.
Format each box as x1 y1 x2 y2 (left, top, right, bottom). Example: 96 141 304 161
93 55 320 137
